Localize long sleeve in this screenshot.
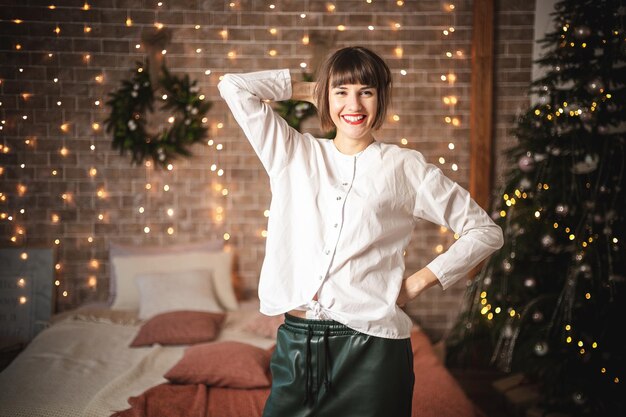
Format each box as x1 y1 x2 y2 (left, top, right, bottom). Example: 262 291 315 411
412 162 504 290
217 69 294 176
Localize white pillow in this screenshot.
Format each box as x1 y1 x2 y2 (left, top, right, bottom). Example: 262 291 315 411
110 251 238 311
135 269 222 320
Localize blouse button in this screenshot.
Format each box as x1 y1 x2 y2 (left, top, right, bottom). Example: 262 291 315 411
333 223 338 228
325 250 330 255
336 196 342 200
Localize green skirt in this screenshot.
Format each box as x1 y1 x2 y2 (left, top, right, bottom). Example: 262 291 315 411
262 314 415 417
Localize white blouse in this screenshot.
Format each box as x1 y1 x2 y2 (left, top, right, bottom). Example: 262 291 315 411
218 69 504 339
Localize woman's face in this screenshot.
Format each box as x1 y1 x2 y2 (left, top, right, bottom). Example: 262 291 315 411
328 81 378 142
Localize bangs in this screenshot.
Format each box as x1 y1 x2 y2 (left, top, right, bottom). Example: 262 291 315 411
329 51 382 88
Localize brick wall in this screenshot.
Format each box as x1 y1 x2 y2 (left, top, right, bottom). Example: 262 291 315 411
0 0 535 340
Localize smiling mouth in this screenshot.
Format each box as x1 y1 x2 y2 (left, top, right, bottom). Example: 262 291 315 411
341 114 366 125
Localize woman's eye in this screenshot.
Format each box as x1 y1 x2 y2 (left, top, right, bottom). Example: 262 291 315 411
361 91 373 96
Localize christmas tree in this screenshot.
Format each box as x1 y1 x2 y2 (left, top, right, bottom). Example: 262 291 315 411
446 1 625 416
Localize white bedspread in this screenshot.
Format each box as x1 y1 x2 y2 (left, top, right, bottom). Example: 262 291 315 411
0 306 276 417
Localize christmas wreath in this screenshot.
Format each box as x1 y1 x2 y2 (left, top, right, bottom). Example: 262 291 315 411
105 61 211 168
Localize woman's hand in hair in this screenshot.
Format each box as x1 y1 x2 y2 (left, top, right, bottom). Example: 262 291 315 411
396 267 439 307
292 81 318 108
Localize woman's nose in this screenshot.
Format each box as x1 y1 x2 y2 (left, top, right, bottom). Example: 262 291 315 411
346 93 362 110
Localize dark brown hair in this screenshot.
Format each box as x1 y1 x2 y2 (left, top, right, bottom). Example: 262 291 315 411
314 46 392 132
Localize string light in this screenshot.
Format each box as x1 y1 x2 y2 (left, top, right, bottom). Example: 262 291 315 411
4 0 468 316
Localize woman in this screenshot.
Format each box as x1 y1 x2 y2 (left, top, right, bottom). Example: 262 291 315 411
218 46 504 417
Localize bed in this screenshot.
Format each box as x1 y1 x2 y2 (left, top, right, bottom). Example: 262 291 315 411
0 242 478 417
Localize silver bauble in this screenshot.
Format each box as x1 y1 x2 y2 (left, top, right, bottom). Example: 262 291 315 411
573 25 591 39
579 109 592 122
524 277 536 288
532 311 544 322
534 341 549 356
503 325 514 338
541 235 555 248
572 391 586 405
518 155 535 172
519 178 532 189
484 277 492 286
555 204 569 216
502 259 513 273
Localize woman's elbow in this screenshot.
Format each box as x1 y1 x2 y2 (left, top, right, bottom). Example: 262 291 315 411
492 224 505 250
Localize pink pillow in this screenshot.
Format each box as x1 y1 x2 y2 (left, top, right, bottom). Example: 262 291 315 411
164 341 271 388
130 311 226 347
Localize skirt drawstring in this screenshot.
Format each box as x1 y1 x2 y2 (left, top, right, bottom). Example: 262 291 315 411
322 326 332 392
302 325 333 406
303 325 313 405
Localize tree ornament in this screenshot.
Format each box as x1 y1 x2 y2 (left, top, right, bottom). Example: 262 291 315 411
534 341 549 356
585 78 604 94
502 259 513 273
483 276 492 286
105 62 211 168
555 204 569 216
541 234 555 248
572 391 587 405
578 263 592 278
532 311 544 322
573 25 591 39
549 146 562 156
524 277 537 288
518 155 535 172
519 178 532 190
579 108 592 122
503 324 513 338
572 154 599 174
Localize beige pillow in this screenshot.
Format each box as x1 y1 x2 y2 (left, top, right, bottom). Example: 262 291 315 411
107 240 223 305
136 269 222 320
111 251 237 312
